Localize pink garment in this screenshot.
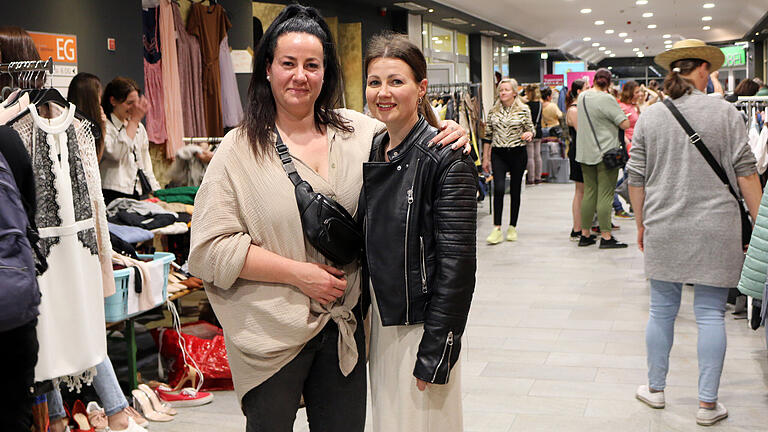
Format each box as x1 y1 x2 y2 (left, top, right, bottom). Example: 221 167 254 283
173 0 207 137
158 0 184 159
143 59 167 144
218 36 243 128
619 101 639 146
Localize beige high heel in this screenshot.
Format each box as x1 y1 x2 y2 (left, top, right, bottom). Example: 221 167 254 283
132 389 174 422
138 383 177 416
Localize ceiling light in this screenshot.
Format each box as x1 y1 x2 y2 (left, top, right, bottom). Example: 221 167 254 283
663 34 671 38
592 42 600 47
638 53 645 57
648 24 657 29
427 8 434 12
541 52 549 59
583 36 592 41
599 47 606 51
605 50 612 54
610 53 616 57
633 47 640 51
619 32 628 37
608 66 613 70
432 37 439 41
595 20 605 25
702 16 712 21
512 45 521 53
605 29 615 34
636 0 648 4
393 2 429 11
703 25 711 30
642 12 654 18
422 30 427 35
624 38 633 43
703 3 715 8
580 8 592 14
503 33 508 37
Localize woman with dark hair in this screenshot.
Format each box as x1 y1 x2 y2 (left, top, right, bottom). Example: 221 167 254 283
99 76 160 204
629 40 762 426
68 73 107 160
576 68 630 248
566 79 588 240
0 26 41 90
188 5 467 431
613 81 643 219
363 32 476 432
725 78 760 103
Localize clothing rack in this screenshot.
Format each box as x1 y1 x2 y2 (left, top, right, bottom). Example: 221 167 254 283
183 137 224 144
427 82 482 94
0 57 54 75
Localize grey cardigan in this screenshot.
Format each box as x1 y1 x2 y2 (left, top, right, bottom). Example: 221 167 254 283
627 90 757 288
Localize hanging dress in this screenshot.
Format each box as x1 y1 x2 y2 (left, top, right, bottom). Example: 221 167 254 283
172 0 207 138
143 6 167 144
218 36 243 128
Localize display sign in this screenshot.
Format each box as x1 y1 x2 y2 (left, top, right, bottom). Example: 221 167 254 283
567 71 596 89
720 46 746 68
553 61 586 76
543 74 565 87
28 31 77 64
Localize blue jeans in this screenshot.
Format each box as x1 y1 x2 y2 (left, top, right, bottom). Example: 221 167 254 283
48 357 129 419
613 169 628 212
646 280 728 403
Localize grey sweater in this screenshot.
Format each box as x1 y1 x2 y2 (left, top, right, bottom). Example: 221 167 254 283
627 90 757 288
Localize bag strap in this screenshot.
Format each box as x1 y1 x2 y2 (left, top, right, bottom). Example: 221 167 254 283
662 98 742 203
581 95 604 153
273 130 303 187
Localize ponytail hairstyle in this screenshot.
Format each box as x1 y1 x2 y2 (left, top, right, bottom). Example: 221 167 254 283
242 4 351 158
566 79 586 107
364 32 439 128
490 78 527 114
663 58 707 99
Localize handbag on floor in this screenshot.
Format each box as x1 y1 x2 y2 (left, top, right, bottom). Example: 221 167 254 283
582 96 628 170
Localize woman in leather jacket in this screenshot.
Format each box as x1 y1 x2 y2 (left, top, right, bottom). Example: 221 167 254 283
362 33 477 432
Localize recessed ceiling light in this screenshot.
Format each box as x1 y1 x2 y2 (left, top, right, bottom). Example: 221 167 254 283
503 33 508 37
638 53 645 57
512 46 522 53
605 50 612 54
624 38 633 43
633 47 640 51
431 37 439 41
583 36 592 41
702 25 711 30
592 42 600 47
599 47 606 51
605 29 615 34
619 32 628 37
648 24 657 29
636 0 648 4
610 53 616 57
428 8 434 12
702 16 712 21
642 12 654 18
663 34 671 38
703 3 715 8
541 52 549 59
580 8 592 14
595 20 605 25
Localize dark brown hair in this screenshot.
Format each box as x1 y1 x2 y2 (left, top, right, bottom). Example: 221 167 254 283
242 4 351 158
566 79 586 107
540 87 552 101
68 73 105 159
593 68 612 89
664 58 707 99
0 26 42 89
734 78 760 97
619 81 639 104
524 84 540 101
364 32 439 128
101 76 140 117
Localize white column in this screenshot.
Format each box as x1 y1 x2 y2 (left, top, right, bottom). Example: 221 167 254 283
481 35 495 116
408 14 423 51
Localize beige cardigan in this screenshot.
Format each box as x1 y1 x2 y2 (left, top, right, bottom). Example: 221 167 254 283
188 109 384 402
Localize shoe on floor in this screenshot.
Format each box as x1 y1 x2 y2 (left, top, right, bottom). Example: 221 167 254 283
486 227 503 245
578 235 597 247
506 226 518 242
615 210 635 219
696 402 728 426
123 406 149 428
635 385 665 409
85 402 108 432
109 417 148 432
570 230 581 242
599 236 628 249
156 386 214 408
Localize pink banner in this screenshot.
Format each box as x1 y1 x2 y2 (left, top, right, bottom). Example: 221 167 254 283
567 71 596 88
543 74 564 87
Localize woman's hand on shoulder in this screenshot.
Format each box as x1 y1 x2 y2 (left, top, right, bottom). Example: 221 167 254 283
291 262 347 305
431 120 471 154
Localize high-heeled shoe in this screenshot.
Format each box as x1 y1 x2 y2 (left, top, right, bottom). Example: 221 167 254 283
131 389 174 422
172 364 202 392
70 400 95 432
138 383 177 415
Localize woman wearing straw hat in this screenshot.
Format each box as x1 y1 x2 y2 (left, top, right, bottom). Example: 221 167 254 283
627 39 762 426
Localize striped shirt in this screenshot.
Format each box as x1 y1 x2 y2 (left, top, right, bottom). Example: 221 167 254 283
483 104 535 148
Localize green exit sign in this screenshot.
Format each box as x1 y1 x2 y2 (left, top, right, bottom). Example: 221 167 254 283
721 46 746 67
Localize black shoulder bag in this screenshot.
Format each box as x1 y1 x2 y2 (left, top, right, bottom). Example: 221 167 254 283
274 131 363 265
663 98 752 246
582 95 628 169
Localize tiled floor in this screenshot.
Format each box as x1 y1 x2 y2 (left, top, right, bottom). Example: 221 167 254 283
151 183 768 431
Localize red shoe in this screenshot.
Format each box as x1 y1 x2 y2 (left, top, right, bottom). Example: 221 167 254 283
155 385 214 408
71 400 95 432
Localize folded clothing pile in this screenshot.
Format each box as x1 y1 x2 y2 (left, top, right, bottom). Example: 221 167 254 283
107 198 190 236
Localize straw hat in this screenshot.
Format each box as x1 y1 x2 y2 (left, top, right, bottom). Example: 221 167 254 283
654 39 725 73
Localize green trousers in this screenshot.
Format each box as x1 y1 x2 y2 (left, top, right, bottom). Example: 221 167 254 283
580 162 619 233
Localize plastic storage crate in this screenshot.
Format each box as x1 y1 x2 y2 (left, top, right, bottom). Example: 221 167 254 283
105 252 175 323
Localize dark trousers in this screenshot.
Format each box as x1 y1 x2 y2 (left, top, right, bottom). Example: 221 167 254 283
491 146 528 226
0 319 38 432
242 315 367 432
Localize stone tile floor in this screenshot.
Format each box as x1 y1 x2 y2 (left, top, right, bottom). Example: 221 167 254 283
151 183 768 431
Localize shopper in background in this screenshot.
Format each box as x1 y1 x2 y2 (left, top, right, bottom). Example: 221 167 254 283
725 78 760 103
566 79 588 241
524 84 544 184
482 78 534 244
639 84 660 112
628 39 762 426
541 86 563 135
68 73 107 161
575 68 630 249
100 77 161 205
613 81 642 219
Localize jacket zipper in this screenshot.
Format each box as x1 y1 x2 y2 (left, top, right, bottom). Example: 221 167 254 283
404 158 421 325
419 236 427 293
0 265 28 272
432 331 454 382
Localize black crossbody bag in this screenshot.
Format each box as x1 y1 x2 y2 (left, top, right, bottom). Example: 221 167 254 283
274 131 363 265
663 99 752 246
582 95 628 169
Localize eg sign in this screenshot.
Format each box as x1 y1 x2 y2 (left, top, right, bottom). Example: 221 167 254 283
28 31 78 64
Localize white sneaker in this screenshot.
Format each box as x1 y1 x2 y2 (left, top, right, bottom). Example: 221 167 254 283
635 384 665 408
109 417 148 432
696 402 728 426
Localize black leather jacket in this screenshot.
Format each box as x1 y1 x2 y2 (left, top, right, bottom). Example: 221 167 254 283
361 117 477 385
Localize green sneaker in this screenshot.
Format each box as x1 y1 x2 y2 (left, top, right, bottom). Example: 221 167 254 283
486 227 503 245
506 226 518 242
